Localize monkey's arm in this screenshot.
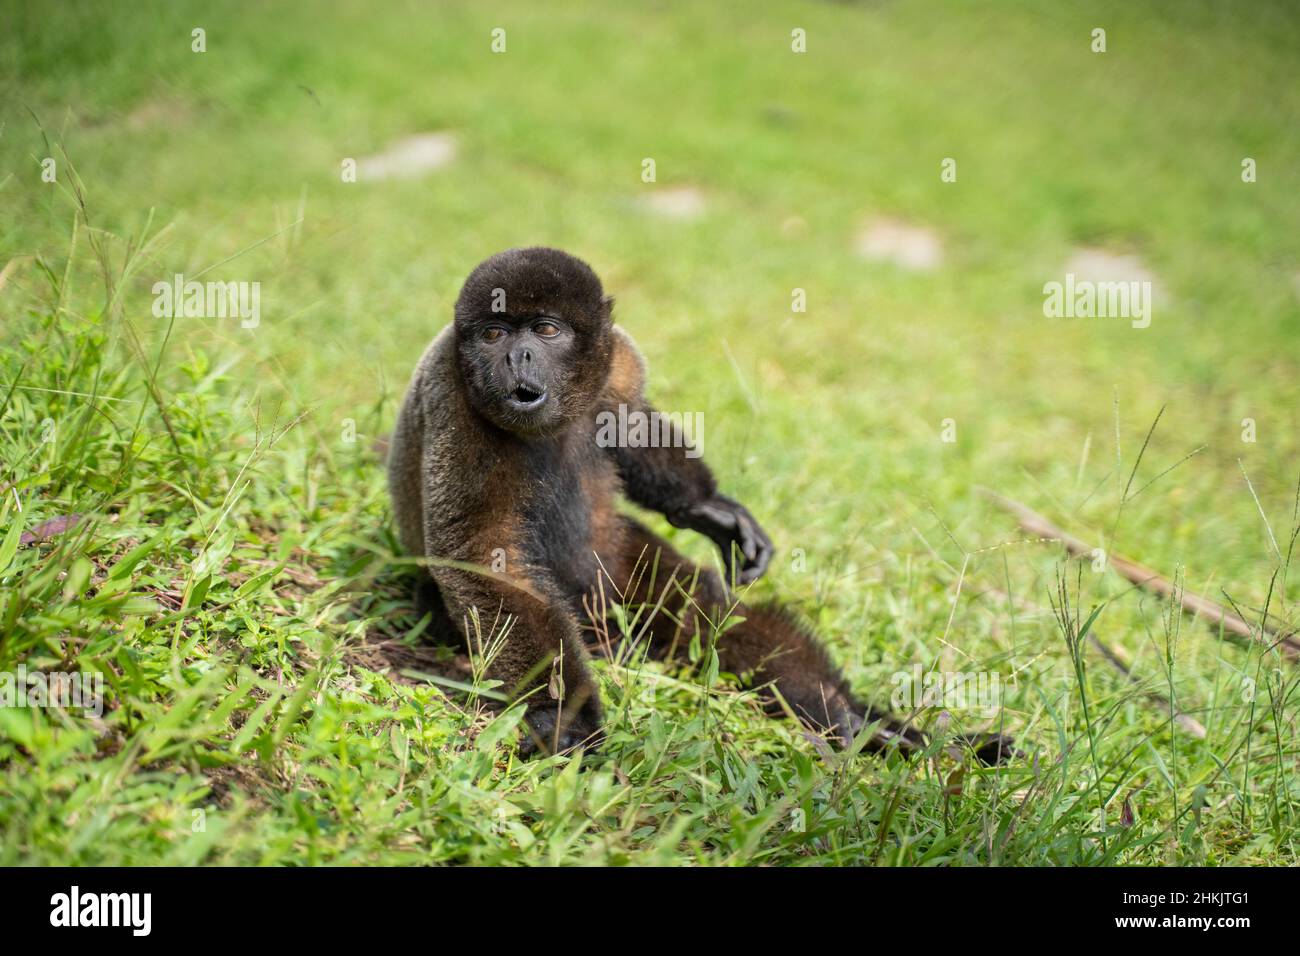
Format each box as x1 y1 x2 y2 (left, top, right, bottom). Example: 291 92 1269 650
601 328 773 586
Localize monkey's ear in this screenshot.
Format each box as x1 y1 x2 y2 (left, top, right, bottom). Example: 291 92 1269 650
601 295 615 322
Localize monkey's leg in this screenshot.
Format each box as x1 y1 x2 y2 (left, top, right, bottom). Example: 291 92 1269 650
715 606 1017 762
711 603 932 756
609 519 1015 763
609 519 875 745
409 574 465 647
434 566 603 756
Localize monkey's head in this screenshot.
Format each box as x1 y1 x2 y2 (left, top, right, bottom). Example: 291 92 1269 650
453 247 613 437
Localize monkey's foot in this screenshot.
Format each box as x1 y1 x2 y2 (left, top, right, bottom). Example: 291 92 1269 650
959 732 1022 766
517 706 604 758
837 705 1020 764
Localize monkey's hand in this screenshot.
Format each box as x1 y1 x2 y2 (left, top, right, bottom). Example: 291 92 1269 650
673 494 773 587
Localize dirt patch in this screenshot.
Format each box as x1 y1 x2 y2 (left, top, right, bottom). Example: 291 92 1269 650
855 217 943 271
346 635 472 688
781 215 808 237
1063 247 1159 287
637 186 706 220
125 98 195 130
358 132 458 181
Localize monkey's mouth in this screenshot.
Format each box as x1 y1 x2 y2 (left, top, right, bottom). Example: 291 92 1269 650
505 384 548 411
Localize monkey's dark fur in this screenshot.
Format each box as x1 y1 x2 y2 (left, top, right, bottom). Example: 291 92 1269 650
389 247 1015 762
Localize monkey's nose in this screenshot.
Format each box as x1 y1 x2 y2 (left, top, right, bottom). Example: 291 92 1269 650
507 347 532 368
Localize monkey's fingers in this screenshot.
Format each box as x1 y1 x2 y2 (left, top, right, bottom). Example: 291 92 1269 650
689 499 738 532
724 543 748 589
684 496 772 586
732 509 773 584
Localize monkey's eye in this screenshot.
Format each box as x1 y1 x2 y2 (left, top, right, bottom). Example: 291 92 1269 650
482 327 506 343
532 321 560 338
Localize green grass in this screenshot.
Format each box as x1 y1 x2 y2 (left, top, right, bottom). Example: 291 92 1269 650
1 0 1299 865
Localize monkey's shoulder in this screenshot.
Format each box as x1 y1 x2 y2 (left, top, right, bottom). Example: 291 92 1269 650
600 325 647 406
406 324 458 413
406 328 488 447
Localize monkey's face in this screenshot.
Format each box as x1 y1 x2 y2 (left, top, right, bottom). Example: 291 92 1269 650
454 248 613 437
458 313 584 433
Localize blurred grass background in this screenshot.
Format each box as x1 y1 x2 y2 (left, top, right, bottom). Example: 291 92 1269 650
1 0 1298 864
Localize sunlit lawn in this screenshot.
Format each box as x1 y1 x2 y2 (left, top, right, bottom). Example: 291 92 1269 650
1 0 1298 864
